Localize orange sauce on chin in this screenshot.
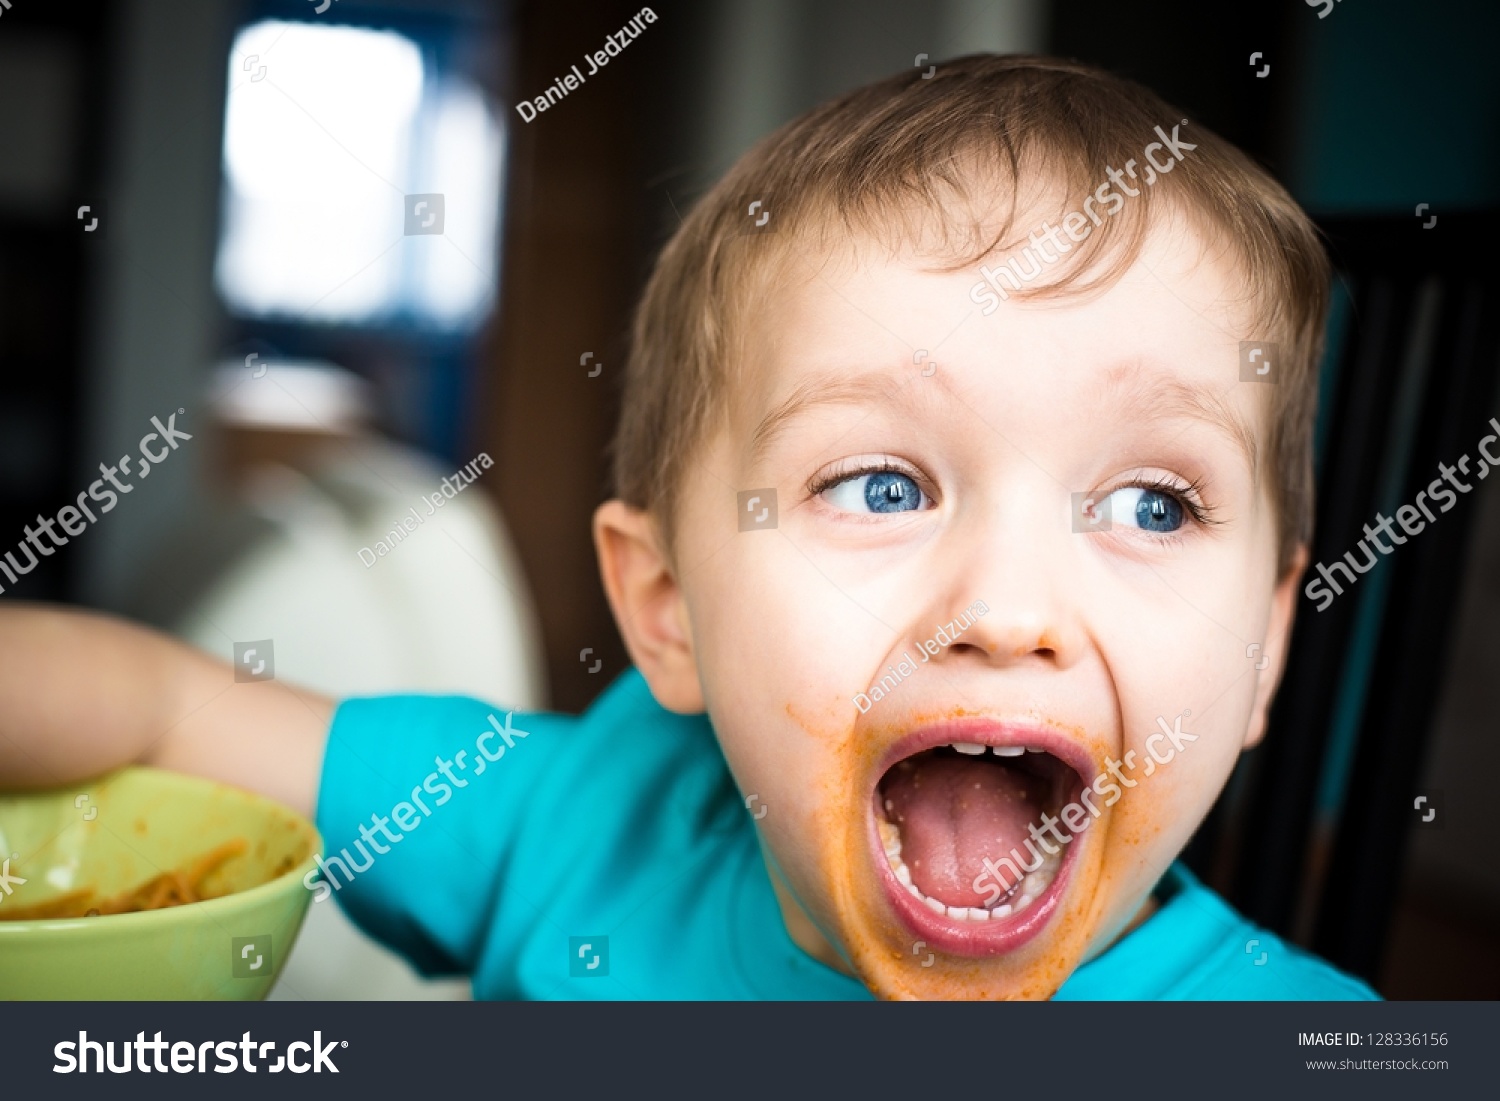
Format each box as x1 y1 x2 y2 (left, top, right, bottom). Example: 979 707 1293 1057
770 698 1157 1000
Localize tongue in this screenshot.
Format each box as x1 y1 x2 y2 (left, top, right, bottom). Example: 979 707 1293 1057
881 754 1049 909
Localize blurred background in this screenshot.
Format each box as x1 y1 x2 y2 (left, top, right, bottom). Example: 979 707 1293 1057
0 0 1495 999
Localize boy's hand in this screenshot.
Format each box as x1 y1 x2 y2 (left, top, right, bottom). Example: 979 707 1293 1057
0 603 331 817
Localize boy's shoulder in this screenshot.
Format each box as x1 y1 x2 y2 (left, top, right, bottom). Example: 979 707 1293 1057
320 670 866 998
323 668 741 883
1057 864 1380 1001
328 666 725 805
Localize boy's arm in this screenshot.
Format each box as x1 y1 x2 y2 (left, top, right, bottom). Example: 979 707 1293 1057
0 603 331 817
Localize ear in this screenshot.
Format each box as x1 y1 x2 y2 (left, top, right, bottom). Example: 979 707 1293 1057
592 500 704 714
1243 543 1307 749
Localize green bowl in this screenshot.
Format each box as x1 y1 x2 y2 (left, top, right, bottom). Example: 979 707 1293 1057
0 766 320 1000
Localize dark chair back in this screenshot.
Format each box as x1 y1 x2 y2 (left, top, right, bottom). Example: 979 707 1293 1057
1183 211 1500 984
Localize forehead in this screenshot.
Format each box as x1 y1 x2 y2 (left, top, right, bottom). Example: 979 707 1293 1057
729 212 1265 449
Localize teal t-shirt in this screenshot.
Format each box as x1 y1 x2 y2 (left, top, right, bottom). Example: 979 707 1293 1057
314 668 1377 1000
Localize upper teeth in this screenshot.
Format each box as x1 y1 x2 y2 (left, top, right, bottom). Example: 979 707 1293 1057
950 742 1030 756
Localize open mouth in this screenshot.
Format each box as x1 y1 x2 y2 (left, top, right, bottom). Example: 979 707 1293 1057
869 723 1093 956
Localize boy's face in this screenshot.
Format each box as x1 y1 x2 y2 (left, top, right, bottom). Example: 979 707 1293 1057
601 209 1301 999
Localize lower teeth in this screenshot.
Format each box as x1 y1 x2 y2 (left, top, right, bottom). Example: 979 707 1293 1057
877 816 1062 921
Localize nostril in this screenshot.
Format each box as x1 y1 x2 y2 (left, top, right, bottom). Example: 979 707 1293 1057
1005 644 1056 659
947 641 988 657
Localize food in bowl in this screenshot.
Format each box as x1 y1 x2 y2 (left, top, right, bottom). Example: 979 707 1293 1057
0 839 252 920
0 767 322 999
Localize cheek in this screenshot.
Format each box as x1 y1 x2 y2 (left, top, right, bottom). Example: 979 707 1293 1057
707 698 871 958
688 572 856 817
1097 678 1258 918
678 532 900 919
688 546 895 741
1087 591 1262 920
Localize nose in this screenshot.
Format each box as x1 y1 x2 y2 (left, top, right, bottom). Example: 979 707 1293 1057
921 484 1090 672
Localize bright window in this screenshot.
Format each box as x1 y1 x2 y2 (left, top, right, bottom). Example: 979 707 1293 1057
215 19 503 330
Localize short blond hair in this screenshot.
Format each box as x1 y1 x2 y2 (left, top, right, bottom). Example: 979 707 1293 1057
612 54 1328 575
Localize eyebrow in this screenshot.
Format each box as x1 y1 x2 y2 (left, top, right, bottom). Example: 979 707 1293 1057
1103 364 1261 476
749 371 904 463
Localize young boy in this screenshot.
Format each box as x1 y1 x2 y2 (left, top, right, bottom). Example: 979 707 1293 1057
0 55 1376 1000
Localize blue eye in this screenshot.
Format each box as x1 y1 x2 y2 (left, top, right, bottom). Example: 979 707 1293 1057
1104 486 1186 533
820 469 928 514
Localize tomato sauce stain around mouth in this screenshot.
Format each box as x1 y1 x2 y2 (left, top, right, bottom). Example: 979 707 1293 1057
772 699 1132 999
